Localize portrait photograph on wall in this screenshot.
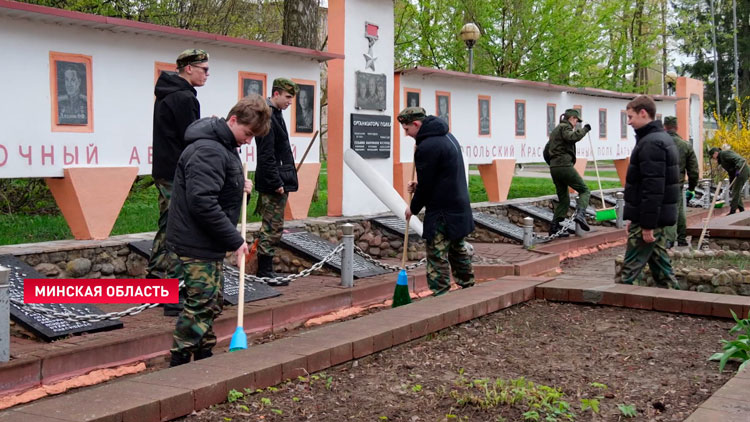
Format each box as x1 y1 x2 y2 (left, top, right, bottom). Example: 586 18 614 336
436 91 451 129
405 88 420 107
355 71 386 111
546 103 556 135
50 52 93 132
292 79 316 136
620 110 628 139
238 72 266 100
514 100 525 137
154 61 177 84
478 95 491 136
573 105 583 129
599 109 607 138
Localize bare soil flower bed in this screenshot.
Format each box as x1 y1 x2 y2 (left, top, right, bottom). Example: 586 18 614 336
179 300 735 422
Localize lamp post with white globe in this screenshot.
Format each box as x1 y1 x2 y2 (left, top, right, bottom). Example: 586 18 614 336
459 23 480 74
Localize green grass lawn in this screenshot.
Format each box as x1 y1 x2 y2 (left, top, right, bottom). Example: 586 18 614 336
583 170 620 179
0 166 622 245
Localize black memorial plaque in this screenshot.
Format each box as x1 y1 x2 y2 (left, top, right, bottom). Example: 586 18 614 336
280 230 390 278
350 113 391 158
128 241 280 305
508 203 555 223
371 216 422 241
221 266 281 305
0 255 122 342
590 191 618 206
472 212 524 242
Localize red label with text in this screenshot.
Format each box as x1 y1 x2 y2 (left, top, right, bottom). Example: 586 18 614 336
23 279 179 304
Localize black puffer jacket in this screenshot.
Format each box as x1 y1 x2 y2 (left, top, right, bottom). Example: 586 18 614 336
410 116 474 241
623 120 680 229
166 117 245 260
152 72 200 181
254 100 296 193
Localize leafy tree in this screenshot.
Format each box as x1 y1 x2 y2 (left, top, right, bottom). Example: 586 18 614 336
394 0 667 93
672 0 750 118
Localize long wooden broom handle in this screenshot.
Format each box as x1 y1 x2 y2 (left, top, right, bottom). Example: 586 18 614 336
697 179 723 250
236 163 248 328
587 132 605 209
296 130 319 172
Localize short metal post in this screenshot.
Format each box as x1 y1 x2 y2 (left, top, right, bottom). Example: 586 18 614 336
0 266 9 362
723 178 730 203
743 181 749 199
340 224 354 288
522 217 534 248
703 180 712 208
616 192 625 229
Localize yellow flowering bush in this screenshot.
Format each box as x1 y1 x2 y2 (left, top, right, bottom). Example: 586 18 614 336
705 97 750 180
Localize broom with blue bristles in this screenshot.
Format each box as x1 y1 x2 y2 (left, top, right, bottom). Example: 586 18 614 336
393 165 416 308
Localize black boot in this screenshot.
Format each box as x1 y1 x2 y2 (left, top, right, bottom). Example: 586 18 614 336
573 208 590 231
193 349 213 361
257 254 288 286
169 351 191 367
548 221 569 238
740 205 745 212
730 207 738 215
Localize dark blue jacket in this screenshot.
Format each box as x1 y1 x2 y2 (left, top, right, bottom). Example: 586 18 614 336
253 100 296 193
410 116 474 241
152 72 199 181
167 117 245 260
623 120 680 229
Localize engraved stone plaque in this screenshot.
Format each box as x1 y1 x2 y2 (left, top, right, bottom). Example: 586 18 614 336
0 255 122 342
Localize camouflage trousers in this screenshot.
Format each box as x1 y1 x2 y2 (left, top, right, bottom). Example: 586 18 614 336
146 179 173 279
729 167 749 210
621 223 679 289
425 219 475 296
168 252 224 355
664 186 686 244
256 192 288 256
551 166 591 222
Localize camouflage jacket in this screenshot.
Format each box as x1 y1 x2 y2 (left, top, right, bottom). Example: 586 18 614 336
546 121 589 167
667 130 699 191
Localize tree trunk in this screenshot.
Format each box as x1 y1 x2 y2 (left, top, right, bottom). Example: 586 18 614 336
282 0 319 49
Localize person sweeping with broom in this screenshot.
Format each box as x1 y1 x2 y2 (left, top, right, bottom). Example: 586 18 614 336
709 147 748 215
398 106 475 297
165 95 270 367
543 109 592 237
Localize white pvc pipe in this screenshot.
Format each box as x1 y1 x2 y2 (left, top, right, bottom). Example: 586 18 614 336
344 149 423 236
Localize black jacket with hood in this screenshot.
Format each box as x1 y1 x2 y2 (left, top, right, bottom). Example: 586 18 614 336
253 99 296 193
623 120 681 229
166 117 245 260
152 72 200 181
410 116 474 241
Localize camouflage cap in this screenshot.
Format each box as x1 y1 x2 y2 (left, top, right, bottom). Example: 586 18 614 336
397 106 427 124
663 116 677 126
176 49 209 68
272 78 299 96
564 108 583 122
709 147 721 156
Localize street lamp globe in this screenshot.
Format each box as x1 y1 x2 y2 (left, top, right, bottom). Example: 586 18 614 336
459 23 480 49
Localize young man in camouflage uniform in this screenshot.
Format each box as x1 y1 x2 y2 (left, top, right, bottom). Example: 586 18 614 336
710 147 748 214
166 95 271 367
544 109 592 236
621 96 680 288
399 107 475 296
662 116 699 247
150 49 209 316
253 78 299 284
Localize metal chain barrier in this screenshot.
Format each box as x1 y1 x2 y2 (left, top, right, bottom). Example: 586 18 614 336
353 245 427 271
531 218 576 244
227 243 345 286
